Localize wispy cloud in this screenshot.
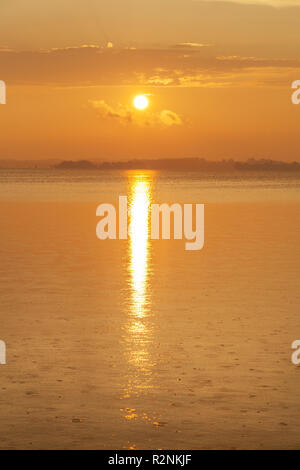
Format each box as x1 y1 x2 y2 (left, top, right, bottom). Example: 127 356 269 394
159 110 182 126
203 0 300 7
2 46 300 88
89 100 133 123
173 43 214 49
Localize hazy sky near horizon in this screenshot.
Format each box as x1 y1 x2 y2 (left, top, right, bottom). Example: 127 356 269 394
0 0 300 160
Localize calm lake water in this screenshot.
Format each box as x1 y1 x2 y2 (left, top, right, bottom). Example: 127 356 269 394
0 169 300 449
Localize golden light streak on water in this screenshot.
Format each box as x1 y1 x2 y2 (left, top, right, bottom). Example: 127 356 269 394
129 178 151 319
122 172 155 405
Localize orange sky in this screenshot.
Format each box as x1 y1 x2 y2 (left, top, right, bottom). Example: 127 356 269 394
0 0 300 161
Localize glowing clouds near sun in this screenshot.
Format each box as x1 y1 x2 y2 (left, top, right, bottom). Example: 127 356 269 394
89 98 182 127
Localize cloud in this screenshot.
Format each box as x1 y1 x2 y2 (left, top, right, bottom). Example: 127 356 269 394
1 46 300 89
202 0 300 6
159 110 182 126
173 43 214 48
89 99 182 127
89 100 133 123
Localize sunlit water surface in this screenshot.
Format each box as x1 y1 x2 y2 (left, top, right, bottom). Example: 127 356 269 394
0 169 300 449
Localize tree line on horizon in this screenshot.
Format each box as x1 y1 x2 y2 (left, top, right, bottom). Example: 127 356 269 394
1 157 300 171
53 158 300 172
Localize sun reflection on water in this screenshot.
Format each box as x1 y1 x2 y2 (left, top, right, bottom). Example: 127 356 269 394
120 172 169 446
123 172 155 396
129 178 151 317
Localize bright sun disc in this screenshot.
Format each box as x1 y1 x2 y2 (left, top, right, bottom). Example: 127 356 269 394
133 95 149 110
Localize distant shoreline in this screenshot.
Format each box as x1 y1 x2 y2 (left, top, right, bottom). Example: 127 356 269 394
1 157 300 172
54 158 300 172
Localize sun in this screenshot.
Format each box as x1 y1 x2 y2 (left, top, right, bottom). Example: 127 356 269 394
133 95 149 110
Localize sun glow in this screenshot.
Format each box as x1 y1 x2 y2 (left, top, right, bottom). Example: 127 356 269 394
133 95 149 110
